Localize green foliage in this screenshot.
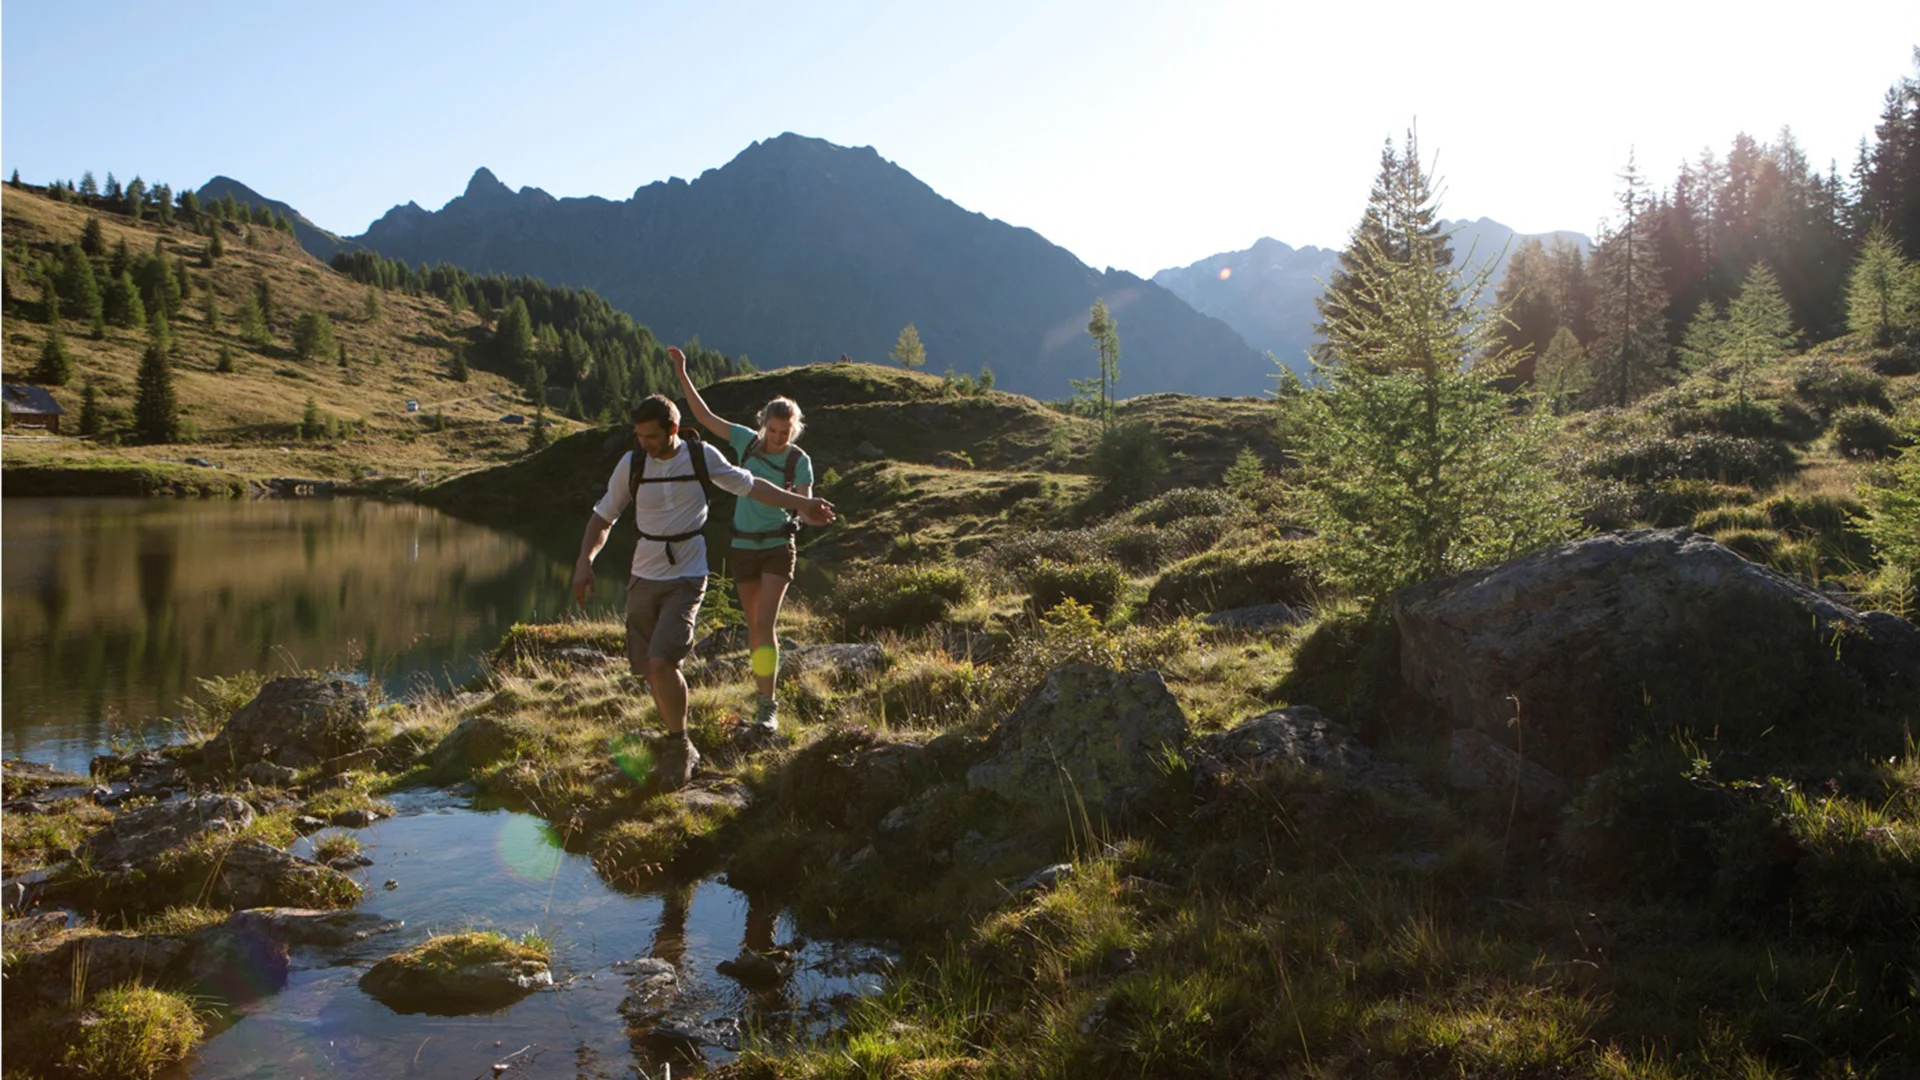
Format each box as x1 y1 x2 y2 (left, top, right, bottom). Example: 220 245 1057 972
1297 144 1575 598
1147 535 1316 613
237 293 267 348
105 269 145 329
1022 559 1126 620
292 309 334 362
215 344 235 374
78 380 101 436
1090 420 1167 510
1857 439 1920 572
132 343 177 444
1221 444 1265 500
1582 432 1796 489
80 216 105 256
449 347 469 382
1792 357 1891 416
831 563 975 635
1830 405 1906 458
1846 225 1916 346
1589 155 1670 407
1722 262 1797 402
34 326 73 385
362 285 380 322
1087 299 1121 425
891 321 926 369
1533 325 1590 413
58 984 202 1078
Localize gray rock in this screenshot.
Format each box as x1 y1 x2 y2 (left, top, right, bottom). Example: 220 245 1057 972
242 761 300 787
1190 705 1417 796
1 910 69 948
429 714 540 777
1394 528 1920 778
5 932 191 1009
292 815 329 835
81 794 255 871
360 946 553 1013
204 676 373 771
1448 728 1565 810
856 440 887 461
966 665 1190 818
1011 862 1073 896
206 838 362 910
552 645 620 668
644 1012 740 1052
330 808 384 829
225 907 402 947
328 854 375 870
1202 603 1306 631
1 759 87 796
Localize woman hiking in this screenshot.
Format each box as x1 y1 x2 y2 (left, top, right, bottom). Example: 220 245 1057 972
671 346 814 734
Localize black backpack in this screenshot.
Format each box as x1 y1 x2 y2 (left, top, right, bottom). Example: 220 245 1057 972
733 434 804 542
627 427 719 566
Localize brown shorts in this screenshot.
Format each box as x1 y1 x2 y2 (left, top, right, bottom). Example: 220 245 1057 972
625 574 706 671
730 542 797 584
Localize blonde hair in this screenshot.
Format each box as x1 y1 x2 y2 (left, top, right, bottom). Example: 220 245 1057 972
757 396 805 442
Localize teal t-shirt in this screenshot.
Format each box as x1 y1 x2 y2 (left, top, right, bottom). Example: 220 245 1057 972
728 422 814 549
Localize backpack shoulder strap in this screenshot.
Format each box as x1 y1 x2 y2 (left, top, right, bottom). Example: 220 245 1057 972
683 428 717 501
782 447 800 490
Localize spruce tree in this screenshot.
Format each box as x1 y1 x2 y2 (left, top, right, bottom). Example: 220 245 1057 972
238 294 268 348
174 258 191 302
132 342 178 443
1723 262 1797 402
1313 129 1454 369
216 344 235 373
450 347 470 382
148 310 172 358
292 310 334 361
338 342 349 368
1590 154 1670 407
207 228 224 261
8 169 19 188
34 325 73 385
1847 225 1915 345
493 296 534 373
107 270 146 330
301 396 322 440
255 277 274 325
81 216 106 257
78 171 98 199
1298 139 1573 599
78 380 101 436
363 286 380 322
891 323 927 369
1086 299 1120 426
124 177 146 220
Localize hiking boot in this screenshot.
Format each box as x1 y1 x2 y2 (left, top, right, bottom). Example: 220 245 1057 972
716 947 796 988
650 735 700 791
751 695 779 734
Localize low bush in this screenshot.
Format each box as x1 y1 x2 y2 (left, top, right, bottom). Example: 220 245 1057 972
1793 358 1892 416
1022 559 1126 620
1128 487 1242 527
832 563 975 635
1148 537 1316 615
1831 405 1906 459
1581 432 1797 489
1867 342 1920 377
1690 504 1771 534
1711 527 1784 564
1668 397 1789 440
62 985 203 1078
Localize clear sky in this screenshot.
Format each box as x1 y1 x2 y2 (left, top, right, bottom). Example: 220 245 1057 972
4 1 1914 277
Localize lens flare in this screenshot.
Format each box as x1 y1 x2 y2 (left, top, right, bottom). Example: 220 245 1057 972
1217 267 1232 281
496 813 564 882
611 732 655 784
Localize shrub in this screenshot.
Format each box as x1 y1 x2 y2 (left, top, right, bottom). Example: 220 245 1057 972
1089 420 1168 510
1759 491 1866 534
62 985 202 1078
1581 432 1796 488
1866 343 1920 377
1712 527 1785 564
832 564 974 635
1792 358 1891 416
1128 487 1242 527
1667 397 1787 440
1147 537 1315 614
1022 559 1126 620
1831 405 1906 459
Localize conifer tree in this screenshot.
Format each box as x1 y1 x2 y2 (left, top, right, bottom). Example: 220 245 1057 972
1678 302 1727 371
34 324 73 385
109 239 130 280
58 245 102 329
1314 130 1454 368
8 169 19 188
1847 225 1915 345
153 184 174 226
132 342 178 443
1222 444 1265 499
216 344 235 373
292 310 334 361
1723 263 1797 402
301 396 322 440
450 347 470 382
178 190 200 220
338 342 349 368
207 228 224 261
78 380 101 436
1534 326 1591 414
78 171 98 198
255 277 274 325
891 323 927 369
107 270 146 329
124 177 146 221
493 296 534 373
81 216 106 257
363 286 380 322
148 310 172 357
1087 299 1120 426
1299 137 1573 599
104 173 121 201
1590 154 1670 406
238 294 268 348
174 258 191 302
567 384 586 420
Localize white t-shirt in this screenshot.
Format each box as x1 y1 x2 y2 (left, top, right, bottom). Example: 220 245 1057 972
592 440 756 580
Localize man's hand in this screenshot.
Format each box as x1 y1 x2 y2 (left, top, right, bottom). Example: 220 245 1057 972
667 345 687 378
571 558 597 606
798 498 836 528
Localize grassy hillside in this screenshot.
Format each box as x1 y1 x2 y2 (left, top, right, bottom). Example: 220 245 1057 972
1 184 567 487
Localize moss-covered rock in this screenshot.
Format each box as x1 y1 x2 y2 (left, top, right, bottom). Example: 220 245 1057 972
359 931 552 1014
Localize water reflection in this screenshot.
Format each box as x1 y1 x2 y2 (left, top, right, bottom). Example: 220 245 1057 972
1 498 635 773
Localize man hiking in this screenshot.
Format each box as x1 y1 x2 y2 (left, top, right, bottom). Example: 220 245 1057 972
672 347 813 734
572 387 835 790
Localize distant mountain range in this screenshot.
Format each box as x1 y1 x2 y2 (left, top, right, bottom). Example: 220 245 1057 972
326 135 1267 400
1152 219 1592 372
204 139 1587 397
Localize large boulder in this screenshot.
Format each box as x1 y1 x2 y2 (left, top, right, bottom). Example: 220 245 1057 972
360 933 553 1014
80 794 254 871
1393 529 1920 779
967 665 1190 818
204 838 362 910
203 676 374 771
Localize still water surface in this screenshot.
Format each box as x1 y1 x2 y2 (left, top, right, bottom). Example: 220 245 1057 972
2 497 633 773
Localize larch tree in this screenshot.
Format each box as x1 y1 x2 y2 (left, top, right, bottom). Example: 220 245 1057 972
1086 299 1120 425
891 323 927 370
132 342 179 443
1589 154 1671 407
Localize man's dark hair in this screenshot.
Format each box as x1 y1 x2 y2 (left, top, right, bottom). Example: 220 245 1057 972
629 394 680 430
